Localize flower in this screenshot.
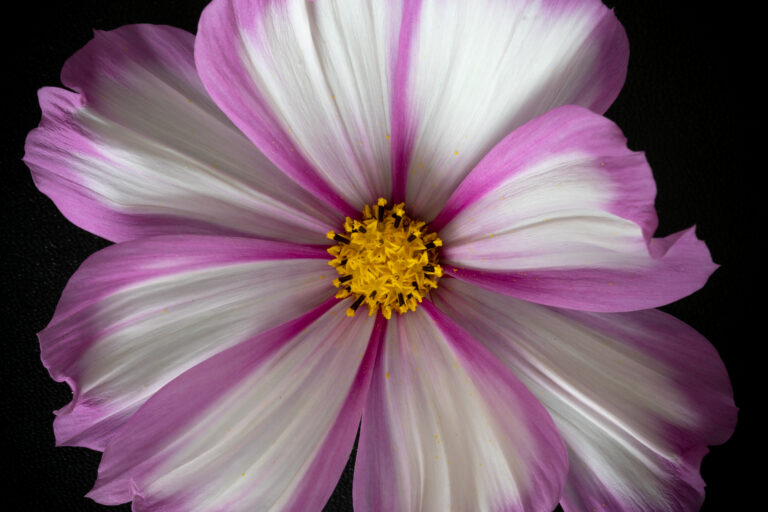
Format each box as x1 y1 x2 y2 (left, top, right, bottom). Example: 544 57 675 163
24 0 735 510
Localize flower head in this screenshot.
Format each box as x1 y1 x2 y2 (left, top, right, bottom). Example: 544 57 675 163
25 0 735 511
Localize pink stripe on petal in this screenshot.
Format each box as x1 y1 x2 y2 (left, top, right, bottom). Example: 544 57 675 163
194 0 356 216
354 306 567 512
423 302 569 511
283 314 386 512
40 235 335 451
431 105 656 235
389 0 422 203
445 227 716 312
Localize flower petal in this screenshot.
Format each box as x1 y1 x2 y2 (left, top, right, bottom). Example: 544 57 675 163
40 235 335 451
433 279 736 512
196 0 408 211
24 24 337 243
353 304 567 512
398 0 628 218
88 298 378 511
432 106 716 312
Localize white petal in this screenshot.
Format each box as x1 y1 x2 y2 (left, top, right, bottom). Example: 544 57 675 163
433 279 736 511
25 25 337 243
41 236 335 450
196 0 406 210
400 0 628 218
89 299 377 511
354 305 568 512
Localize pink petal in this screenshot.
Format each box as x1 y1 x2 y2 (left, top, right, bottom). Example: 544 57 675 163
24 24 338 243
88 299 377 511
432 106 716 312
40 235 335 451
434 279 736 512
353 305 568 512
195 0 409 212
396 0 628 218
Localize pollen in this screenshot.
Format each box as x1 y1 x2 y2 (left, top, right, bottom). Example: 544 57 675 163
327 198 443 319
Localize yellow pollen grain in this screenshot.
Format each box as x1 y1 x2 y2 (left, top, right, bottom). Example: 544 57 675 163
161 309 167 314
453 150 459 156
386 372 390 379
327 198 442 319
241 473 245 477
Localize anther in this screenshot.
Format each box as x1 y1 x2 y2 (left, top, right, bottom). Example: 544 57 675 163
347 294 366 317
328 199 442 318
327 231 351 244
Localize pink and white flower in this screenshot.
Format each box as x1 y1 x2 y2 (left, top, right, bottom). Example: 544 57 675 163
25 0 735 511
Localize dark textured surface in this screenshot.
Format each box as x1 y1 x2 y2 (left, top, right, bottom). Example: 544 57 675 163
3 1 752 510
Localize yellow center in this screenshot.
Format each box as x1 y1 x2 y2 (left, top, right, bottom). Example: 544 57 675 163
327 198 443 319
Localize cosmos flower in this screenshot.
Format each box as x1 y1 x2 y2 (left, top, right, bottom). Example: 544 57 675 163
24 0 735 510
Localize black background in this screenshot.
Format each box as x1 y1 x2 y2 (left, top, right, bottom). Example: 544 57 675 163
3 1 754 510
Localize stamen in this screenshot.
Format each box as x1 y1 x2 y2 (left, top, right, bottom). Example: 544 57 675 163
347 294 366 317
326 231 351 244
328 198 443 319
